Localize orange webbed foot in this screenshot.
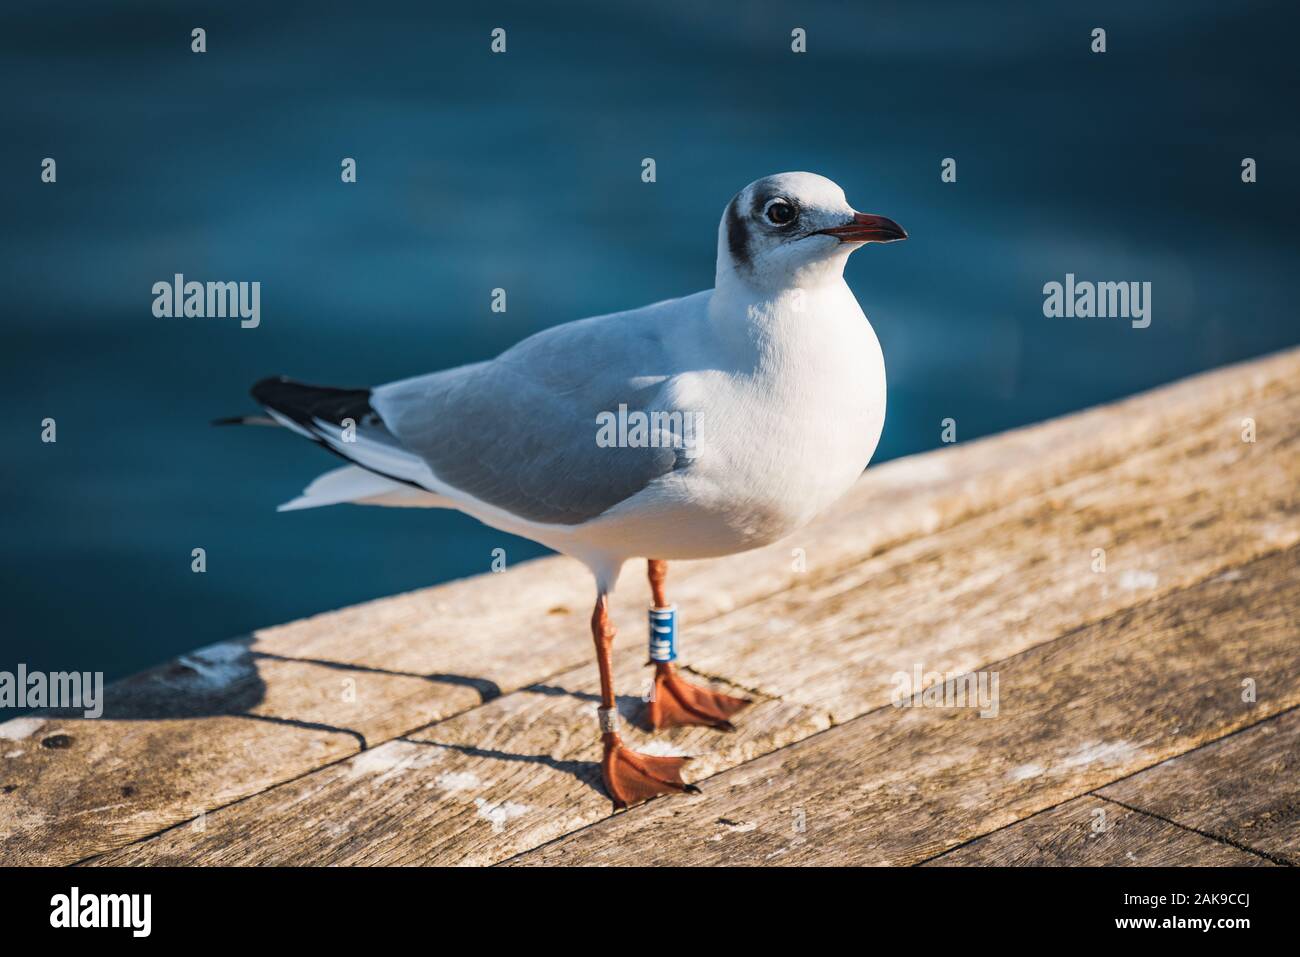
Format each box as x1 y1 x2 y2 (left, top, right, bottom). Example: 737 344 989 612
601 732 698 809
646 661 752 731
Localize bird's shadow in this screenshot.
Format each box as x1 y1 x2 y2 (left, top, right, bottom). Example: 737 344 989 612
32 637 504 754
404 739 606 798
28 638 654 799
401 687 659 799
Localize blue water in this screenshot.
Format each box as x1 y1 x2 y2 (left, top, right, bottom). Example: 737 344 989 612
3 1 1298 684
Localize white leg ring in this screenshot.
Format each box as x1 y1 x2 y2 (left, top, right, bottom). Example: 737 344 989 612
597 706 619 733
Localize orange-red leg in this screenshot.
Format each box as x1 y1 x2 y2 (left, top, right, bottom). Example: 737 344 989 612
591 594 696 809
645 559 752 731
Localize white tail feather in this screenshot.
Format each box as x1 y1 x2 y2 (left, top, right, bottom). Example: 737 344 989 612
277 465 447 511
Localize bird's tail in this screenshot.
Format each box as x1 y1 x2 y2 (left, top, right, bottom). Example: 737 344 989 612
275 464 436 511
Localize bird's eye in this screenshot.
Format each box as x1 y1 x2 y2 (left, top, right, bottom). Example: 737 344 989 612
765 200 795 226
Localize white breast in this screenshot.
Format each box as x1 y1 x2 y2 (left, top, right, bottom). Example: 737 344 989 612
587 281 886 561
712 286 885 535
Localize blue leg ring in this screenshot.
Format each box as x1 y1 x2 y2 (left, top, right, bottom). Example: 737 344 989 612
648 605 677 662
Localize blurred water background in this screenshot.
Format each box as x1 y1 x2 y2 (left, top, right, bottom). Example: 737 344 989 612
3 0 1298 682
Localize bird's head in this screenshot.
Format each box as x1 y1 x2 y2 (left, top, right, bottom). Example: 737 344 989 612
716 172 906 291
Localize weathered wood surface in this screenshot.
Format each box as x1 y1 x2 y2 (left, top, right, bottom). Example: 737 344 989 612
1 347 1296 866
90 372 1300 866
512 547 1299 865
923 797 1275 867
1098 708 1300 864
92 665 828 866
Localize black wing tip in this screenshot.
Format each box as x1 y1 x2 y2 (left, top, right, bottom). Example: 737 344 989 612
248 376 374 430
212 414 277 427
249 376 370 403
249 375 294 405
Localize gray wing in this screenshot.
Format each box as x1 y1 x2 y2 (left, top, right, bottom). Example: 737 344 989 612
370 311 692 525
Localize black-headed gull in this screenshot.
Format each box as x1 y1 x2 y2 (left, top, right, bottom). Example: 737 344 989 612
220 172 905 807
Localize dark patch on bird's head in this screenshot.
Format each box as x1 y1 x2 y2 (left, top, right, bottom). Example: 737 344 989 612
725 193 751 271
725 180 801 274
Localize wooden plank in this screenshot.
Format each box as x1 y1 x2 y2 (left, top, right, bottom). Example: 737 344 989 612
5 347 1296 865
90 660 828 865
922 796 1274 866
508 546 1300 866
1098 708 1300 864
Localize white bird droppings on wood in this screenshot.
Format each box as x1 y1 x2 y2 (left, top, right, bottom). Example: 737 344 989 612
0 717 45 741
1058 740 1142 770
1118 569 1159 590
434 771 482 792
638 740 692 757
346 744 440 783
474 797 530 833
1006 762 1045 782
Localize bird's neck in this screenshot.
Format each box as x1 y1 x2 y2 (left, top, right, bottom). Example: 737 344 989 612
713 248 850 294
707 271 862 371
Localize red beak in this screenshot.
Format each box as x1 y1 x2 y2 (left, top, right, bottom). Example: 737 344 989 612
817 211 907 244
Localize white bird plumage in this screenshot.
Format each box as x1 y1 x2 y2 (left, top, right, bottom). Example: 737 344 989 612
256 172 899 595
229 170 906 807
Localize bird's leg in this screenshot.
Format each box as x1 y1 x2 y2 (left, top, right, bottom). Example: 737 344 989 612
592 593 697 809
645 559 751 731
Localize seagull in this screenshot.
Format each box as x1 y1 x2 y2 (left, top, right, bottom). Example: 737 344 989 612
219 172 905 808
